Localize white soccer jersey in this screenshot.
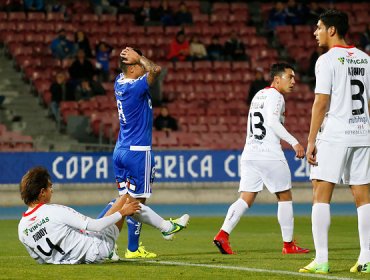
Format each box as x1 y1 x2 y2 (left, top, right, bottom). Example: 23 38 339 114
19 204 104 264
315 45 370 146
242 87 298 161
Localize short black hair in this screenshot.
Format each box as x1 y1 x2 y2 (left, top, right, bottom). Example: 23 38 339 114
119 48 143 73
20 167 51 205
319 9 349 39
270 62 294 79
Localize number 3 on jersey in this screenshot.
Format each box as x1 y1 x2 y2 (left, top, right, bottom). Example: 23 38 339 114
116 100 127 124
249 111 266 140
351 79 365 116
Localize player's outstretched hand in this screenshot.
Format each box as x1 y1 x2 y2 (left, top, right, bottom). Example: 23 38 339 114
293 143 305 159
119 198 141 216
120 47 141 65
306 141 317 166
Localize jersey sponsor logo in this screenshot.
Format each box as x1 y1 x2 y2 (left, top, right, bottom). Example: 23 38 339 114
338 57 367 65
23 217 50 236
33 227 47 242
348 116 368 124
346 58 368 65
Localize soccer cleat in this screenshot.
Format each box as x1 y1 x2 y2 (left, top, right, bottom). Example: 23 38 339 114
282 241 310 254
124 243 157 259
107 244 120 261
162 214 190 241
213 230 235 255
361 262 370 273
299 260 330 274
350 261 362 273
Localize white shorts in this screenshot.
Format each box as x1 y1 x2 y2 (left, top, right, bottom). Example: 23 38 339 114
85 225 119 263
310 140 370 185
239 160 292 193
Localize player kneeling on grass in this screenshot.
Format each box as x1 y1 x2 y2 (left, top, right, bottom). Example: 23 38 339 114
18 167 142 264
214 63 309 255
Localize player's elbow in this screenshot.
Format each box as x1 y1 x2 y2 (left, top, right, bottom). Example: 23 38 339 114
153 65 162 75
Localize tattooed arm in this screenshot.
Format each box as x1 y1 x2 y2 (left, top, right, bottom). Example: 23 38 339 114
139 56 162 86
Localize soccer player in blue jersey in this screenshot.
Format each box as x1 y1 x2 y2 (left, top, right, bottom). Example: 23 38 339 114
109 47 189 259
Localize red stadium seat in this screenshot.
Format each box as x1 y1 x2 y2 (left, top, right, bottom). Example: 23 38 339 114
8 12 27 21
99 14 117 24
27 12 46 22
212 2 230 13
0 12 7 21
192 13 209 25
177 132 201 148
156 133 178 147
46 12 65 22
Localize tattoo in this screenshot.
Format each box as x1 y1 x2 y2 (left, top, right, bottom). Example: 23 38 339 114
139 56 161 85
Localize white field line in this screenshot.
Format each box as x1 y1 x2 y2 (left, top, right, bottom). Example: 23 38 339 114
145 260 356 280
0 256 356 279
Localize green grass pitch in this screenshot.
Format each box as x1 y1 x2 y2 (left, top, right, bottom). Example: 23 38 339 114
0 216 367 279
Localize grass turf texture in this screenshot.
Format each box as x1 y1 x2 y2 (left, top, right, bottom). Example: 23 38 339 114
0 216 367 279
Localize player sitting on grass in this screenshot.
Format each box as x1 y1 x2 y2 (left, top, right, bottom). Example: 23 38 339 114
18 167 188 264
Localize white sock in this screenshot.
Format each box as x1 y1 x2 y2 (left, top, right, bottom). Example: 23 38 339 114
221 198 249 234
312 203 330 264
278 201 294 242
133 203 172 232
357 203 370 265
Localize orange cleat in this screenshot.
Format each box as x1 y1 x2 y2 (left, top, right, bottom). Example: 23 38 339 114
282 241 310 254
213 230 235 255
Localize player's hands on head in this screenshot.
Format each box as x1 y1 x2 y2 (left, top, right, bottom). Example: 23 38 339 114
293 143 305 159
120 47 141 65
306 141 317 165
120 198 141 216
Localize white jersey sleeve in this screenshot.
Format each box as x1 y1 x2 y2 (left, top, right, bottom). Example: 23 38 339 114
315 54 333 95
55 205 122 232
266 93 299 146
86 212 122 232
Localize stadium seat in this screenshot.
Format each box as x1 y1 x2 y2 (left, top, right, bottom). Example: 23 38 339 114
174 61 193 72
27 12 46 22
0 12 7 21
8 12 27 21
99 14 117 24
177 132 201 148
212 2 230 13
45 12 64 22
156 133 178 148
192 13 209 25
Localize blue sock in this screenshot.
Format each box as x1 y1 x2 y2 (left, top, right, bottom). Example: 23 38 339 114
127 216 142 252
97 198 116 218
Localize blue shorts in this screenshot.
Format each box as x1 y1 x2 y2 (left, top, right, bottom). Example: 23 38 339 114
113 148 155 198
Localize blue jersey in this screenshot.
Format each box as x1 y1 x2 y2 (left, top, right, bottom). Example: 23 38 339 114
114 73 153 149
